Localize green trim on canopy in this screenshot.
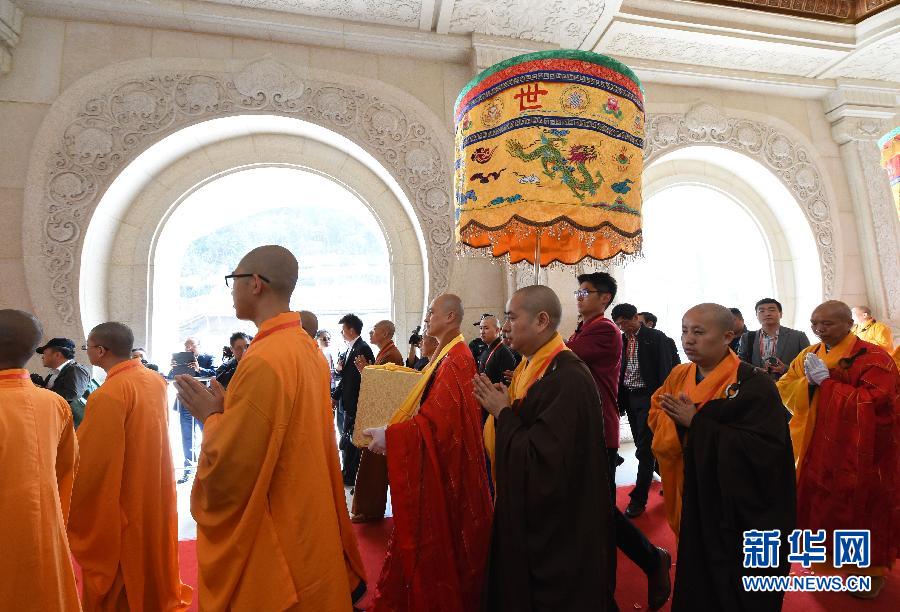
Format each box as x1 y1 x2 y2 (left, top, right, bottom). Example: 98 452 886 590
455 49 644 113
878 126 900 148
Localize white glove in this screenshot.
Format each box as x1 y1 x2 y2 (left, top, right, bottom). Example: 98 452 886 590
803 353 830 386
363 427 387 455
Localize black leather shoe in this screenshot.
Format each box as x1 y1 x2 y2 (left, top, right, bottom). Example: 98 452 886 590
648 547 672 610
624 501 645 518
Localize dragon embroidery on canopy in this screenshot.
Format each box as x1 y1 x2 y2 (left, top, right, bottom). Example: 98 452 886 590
505 129 604 200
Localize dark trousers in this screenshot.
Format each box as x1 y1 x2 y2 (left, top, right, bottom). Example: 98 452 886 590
337 403 360 485
177 399 204 470
625 388 655 506
608 448 659 577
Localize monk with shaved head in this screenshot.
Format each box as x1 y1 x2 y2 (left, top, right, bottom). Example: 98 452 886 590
648 303 795 611
0 310 80 610
299 310 318 339
777 300 899 599
175 245 366 611
68 321 191 611
475 285 617 610
362 293 493 611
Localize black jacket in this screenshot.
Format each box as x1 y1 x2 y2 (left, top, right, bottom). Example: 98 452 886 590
333 337 375 417
45 361 91 403
478 338 518 385
618 326 676 407
215 358 239 389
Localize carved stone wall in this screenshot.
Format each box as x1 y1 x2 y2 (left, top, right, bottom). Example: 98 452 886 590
830 115 900 322
24 58 454 332
644 103 839 299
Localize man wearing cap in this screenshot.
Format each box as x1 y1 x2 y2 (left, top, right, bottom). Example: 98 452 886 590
37 337 91 428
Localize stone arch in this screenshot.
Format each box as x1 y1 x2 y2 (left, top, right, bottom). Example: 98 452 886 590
641 152 822 328
643 103 841 300
23 57 454 342
79 125 427 353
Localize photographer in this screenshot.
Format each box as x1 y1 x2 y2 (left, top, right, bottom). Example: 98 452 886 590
406 325 437 371
215 332 251 389
131 347 159 371
168 337 216 484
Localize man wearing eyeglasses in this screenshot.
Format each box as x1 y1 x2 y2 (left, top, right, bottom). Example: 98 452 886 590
175 246 367 610
567 272 672 611
36 337 91 427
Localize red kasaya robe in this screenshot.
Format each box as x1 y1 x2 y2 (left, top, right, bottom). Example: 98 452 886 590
785 337 899 570
372 342 493 612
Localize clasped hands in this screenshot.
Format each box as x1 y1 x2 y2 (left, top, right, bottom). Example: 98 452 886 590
803 353 830 386
659 392 697 428
472 373 510 418
173 375 225 423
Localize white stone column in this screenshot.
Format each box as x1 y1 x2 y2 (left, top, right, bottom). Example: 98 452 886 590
825 87 900 333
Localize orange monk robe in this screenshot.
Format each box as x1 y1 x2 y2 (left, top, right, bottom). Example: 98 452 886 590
0 369 80 611
852 320 894 352
648 352 740 537
68 359 191 611
192 312 366 611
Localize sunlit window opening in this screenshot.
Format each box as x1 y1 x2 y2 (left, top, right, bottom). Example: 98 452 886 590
152 166 392 363
621 184 775 358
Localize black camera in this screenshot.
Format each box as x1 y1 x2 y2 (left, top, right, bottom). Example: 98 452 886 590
409 325 423 346
223 345 233 360
765 356 779 367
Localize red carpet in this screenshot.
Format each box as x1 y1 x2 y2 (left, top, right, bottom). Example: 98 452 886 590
139 485 899 610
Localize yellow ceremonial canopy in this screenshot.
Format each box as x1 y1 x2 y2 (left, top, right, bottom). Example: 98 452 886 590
454 50 645 272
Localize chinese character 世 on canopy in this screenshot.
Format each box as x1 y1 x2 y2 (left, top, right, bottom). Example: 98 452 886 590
453 50 645 270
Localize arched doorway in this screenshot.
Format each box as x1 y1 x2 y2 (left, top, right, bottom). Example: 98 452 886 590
152 166 392 362
622 145 823 350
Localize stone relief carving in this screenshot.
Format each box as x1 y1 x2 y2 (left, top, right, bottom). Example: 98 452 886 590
37 58 451 324
645 103 838 298
827 35 900 82
857 140 900 320
207 0 421 27
603 32 828 77
449 0 606 47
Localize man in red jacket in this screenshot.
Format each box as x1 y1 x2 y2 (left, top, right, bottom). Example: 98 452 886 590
567 272 671 611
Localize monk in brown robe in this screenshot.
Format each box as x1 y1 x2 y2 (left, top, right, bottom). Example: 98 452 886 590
351 319 405 523
0 309 80 611
649 303 795 611
475 285 616 611
69 322 192 611
175 245 366 611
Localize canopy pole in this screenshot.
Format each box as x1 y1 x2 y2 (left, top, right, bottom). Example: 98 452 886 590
533 232 541 286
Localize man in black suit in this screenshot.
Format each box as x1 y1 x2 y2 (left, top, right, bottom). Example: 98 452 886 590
612 303 677 518
334 313 375 486
214 332 251 389
476 315 518 387
37 337 92 428
168 336 216 484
